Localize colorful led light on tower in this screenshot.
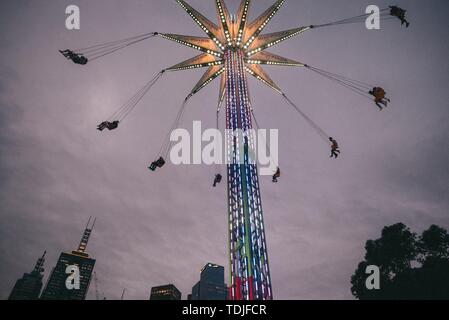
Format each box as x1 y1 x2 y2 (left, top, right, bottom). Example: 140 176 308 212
157 0 310 300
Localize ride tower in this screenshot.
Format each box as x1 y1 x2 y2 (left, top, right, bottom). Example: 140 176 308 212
157 0 310 300
224 43 272 300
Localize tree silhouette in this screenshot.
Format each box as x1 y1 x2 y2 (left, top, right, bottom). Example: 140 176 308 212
351 223 449 300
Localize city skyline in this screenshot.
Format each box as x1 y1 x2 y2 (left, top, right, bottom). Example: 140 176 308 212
7 230 230 300
1 0 449 300
7 219 228 300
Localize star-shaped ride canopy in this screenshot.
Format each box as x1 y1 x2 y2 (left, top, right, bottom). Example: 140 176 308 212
161 0 310 99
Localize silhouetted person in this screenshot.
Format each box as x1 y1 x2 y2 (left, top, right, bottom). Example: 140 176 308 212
107 121 119 130
59 50 88 65
213 174 222 187
272 167 281 183
369 87 390 111
149 157 166 171
329 137 341 159
97 121 119 131
390 6 410 28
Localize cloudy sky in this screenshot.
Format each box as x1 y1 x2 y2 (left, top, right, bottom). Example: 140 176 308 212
1 0 448 300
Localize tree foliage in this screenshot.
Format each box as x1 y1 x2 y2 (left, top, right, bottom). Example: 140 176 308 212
351 223 449 300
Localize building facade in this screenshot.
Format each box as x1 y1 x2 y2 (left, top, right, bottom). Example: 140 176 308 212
8 251 46 300
190 263 227 300
150 284 181 300
40 218 96 300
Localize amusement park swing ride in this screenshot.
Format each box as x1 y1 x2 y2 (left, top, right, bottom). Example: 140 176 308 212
60 0 409 300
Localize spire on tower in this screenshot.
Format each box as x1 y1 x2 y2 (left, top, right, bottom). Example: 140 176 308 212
31 250 46 275
74 217 96 256
8 251 47 300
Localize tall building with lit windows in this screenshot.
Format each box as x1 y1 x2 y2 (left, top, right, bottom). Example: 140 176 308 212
149 284 182 300
40 218 96 300
190 263 227 300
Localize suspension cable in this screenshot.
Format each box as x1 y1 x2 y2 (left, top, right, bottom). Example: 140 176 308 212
157 94 192 160
64 32 158 63
74 32 157 53
313 69 372 98
88 33 158 61
311 8 392 29
105 70 165 123
305 65 374 100
281 93 331 144
308 66 374 89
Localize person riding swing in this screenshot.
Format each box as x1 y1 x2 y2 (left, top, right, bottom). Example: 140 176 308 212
369 87 391 111
329 137 341 159
272 167 281 183
213 174 223 187
149 157 166 171
59 49 89 65
389 6 410 28
97 121 120 131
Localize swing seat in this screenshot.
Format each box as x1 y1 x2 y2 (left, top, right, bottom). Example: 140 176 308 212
149 157 166 172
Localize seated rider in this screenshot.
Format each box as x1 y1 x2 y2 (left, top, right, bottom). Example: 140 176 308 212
149 157 166 171
72 54 88 65
213 174 222 187
59 49 88 65
107 121 119 130
389 6 410 28
329 137 341 159
272 167 281 183
97 121 120 131
369 87 391 111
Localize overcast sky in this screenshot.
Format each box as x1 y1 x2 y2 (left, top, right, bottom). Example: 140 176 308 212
1 0 448 300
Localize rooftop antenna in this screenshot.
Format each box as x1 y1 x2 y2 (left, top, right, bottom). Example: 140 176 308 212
32 250 46 275
121 288 126 300
73 217 96 257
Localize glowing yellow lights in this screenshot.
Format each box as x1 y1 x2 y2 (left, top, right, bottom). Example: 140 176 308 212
168 0 308 97
169 60 224 72
242 0 286 49
193 67 225 94
160 34 223 57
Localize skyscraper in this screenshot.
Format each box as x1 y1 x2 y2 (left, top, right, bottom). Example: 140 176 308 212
191 281 200 300
190 263 227 300
8 251 46 300
149 284 181 300
40 218 96 300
